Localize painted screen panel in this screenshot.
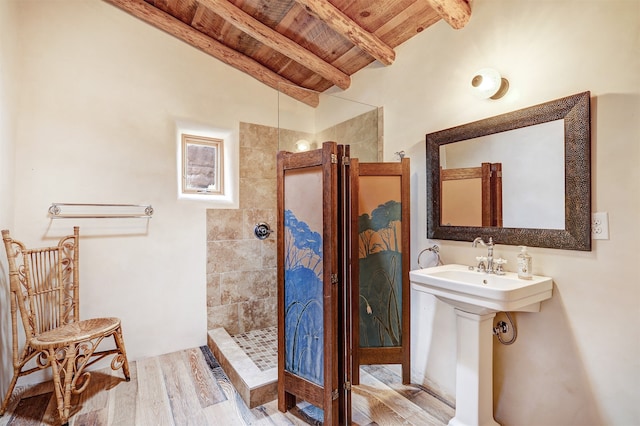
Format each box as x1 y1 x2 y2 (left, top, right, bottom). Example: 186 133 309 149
283 166 324 385
441 178 482 226
357 176 402 348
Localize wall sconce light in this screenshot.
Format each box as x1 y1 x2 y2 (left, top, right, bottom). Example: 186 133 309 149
471 68 509 100
295 139 311 152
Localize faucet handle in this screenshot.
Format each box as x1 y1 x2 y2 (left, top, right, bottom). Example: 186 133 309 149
494 258 507 275
475 256 487 272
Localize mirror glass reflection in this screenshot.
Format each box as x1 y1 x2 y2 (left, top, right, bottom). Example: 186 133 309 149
440 119 565 229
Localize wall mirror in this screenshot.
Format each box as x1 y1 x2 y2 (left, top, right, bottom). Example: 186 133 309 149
426 91 591 251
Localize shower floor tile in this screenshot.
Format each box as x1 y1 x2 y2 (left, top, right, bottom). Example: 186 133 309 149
231 326 277 371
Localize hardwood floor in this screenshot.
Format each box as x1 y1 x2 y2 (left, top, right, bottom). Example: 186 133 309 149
0 347 453 425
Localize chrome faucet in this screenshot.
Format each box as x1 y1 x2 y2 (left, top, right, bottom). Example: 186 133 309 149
472 237 495 273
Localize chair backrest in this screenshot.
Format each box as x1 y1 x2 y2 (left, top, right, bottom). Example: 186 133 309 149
2 227 79 340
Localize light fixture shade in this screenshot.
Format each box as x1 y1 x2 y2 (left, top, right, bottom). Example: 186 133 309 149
471 68 509 100
295 139 311 152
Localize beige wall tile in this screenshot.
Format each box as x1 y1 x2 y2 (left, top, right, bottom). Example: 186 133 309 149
276 128 315 153
240 146 276 179
207 209 244 240
239 122 278 151
316 127 337 145
239 178 276 209
207 273 221 307
207 240 262 273
239 297 277 332
333 109 379 162
243 209 276 239
207 304 240 335
262 239 277 270
220 270 273 305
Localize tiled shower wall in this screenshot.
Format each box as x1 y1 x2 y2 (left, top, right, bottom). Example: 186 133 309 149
206 122 279 334
207 110 380 335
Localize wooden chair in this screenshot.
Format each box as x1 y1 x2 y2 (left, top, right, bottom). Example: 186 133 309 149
0 227 130 425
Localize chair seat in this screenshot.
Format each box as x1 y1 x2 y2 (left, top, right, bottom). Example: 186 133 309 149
31 317 121 348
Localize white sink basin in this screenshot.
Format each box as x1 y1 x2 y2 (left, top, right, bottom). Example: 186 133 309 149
410 264 553 314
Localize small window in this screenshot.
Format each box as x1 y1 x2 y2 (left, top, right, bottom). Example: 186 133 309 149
181 134 224 195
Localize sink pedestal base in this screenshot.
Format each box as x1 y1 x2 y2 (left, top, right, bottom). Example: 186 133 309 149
409 265 553 426
449 309 500 426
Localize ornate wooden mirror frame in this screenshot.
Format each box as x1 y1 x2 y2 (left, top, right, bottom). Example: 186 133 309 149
426 91 591 251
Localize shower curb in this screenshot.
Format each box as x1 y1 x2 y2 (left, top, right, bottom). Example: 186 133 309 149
207 328 278 408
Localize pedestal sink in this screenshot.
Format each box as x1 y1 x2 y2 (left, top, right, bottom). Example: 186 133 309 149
410 264 553 426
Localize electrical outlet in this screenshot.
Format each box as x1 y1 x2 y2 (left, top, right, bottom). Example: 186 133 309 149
592 212 609 240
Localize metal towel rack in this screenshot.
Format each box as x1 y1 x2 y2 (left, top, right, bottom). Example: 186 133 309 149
48 203 154 219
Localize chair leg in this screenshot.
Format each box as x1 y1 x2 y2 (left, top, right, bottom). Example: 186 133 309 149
112 326 130 381
0 367 21 416
49 345 75 426
0 344 33 417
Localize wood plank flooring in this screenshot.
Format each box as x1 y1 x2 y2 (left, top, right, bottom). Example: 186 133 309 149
0 347 453 425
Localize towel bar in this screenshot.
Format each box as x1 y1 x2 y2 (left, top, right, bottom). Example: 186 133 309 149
48 203 154 219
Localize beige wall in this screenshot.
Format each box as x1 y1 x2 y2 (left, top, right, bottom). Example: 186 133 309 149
2 0 638 424
335 1 639 424
0 0 18 399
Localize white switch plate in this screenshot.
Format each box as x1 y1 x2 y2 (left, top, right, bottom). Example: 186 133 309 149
592 212 609 240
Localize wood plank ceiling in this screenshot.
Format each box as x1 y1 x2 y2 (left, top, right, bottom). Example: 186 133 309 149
103 0 472 106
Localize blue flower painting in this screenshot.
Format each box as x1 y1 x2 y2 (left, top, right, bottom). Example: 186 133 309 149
358 200 403 347
284 209 324 385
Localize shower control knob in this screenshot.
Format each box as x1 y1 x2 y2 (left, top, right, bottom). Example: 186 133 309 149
254 222 274 240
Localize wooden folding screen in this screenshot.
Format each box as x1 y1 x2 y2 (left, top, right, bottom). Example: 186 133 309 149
277 143 410 422
277 142 346 425
350 158 411 385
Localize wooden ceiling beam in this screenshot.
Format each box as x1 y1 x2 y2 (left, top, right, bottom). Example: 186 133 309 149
103 0 319 107
293 0 396 66
201 0 351 91
425 0 471 29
